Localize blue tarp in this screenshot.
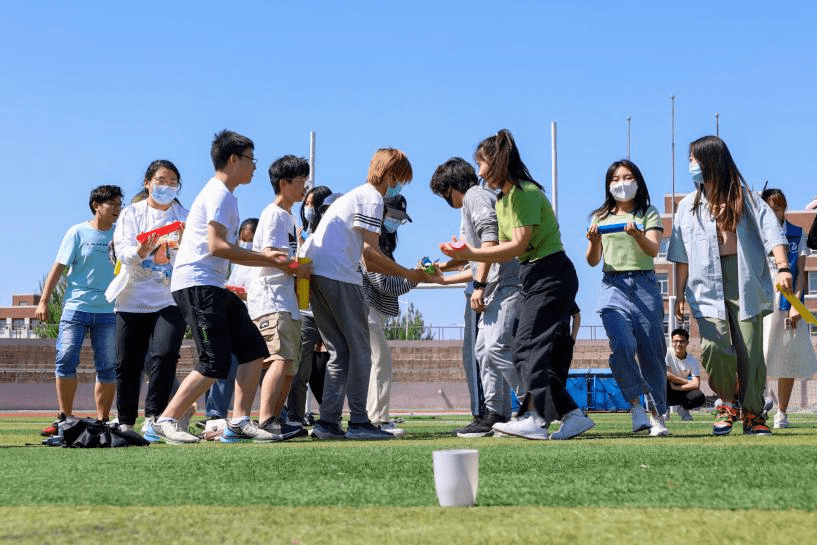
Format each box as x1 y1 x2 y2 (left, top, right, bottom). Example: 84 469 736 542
567 368 635 411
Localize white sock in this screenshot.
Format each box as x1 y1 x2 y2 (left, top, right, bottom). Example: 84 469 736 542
229 416 249 425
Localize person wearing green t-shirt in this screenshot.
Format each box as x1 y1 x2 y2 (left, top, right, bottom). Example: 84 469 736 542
586 159 668 437
442 129 595 441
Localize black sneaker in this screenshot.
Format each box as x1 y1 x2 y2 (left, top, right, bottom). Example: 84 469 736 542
345 421 394 440
310 420 346 440
455 413 508 438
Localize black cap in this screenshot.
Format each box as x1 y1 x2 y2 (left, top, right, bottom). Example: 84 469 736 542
384 194 412 222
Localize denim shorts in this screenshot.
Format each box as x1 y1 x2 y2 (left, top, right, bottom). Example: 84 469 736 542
55 308 117 383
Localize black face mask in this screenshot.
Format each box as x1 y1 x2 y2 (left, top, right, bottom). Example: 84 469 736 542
444 190 455 208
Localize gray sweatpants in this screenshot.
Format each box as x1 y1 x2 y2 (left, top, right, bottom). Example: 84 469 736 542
309 275 373 425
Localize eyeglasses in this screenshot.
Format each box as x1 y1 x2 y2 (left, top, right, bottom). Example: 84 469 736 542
671 340 688 345
152 177 180 188
241 154 257 165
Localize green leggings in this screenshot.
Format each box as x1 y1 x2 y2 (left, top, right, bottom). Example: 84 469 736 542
694 255 766 414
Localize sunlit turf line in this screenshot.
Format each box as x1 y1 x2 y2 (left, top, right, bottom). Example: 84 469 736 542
2 505 817 545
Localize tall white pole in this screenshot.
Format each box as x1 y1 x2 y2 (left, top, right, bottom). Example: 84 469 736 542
670 95 677 334
551 121 558 219
308 131 316 191
715 112 720 137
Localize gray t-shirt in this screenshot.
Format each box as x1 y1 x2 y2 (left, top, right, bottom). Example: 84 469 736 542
459 185 521 302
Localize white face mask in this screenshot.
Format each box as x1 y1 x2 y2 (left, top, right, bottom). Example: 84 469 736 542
609 180 638 202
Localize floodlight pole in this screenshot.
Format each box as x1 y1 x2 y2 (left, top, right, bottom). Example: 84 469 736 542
670 95 677 334
308 131 316 191
715 113 719 137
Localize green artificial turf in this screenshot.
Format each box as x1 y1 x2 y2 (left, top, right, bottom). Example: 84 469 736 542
2 412 817 544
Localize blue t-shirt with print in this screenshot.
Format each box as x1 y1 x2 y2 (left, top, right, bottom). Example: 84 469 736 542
55 222 115 313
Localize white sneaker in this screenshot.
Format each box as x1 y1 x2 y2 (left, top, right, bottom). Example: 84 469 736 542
774 411 789 429
551 409 595 440
492 413 549 440
119 424 134 433
378 421 406 437
632 405 651 432
152 418 200 444
676 407 693 421
649 414 668 436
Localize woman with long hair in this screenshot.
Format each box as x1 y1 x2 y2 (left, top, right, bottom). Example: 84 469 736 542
760 187 817 428
442 129 594 440
668 136 791 436
586 159 668 436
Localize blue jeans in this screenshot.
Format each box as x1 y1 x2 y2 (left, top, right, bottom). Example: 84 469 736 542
55 308 117 383
598 271 667 415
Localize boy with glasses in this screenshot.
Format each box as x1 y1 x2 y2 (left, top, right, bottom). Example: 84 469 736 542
665 328 705 420
150 130 309 444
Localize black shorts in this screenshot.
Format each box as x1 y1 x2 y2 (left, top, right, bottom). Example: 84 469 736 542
172 285 269 379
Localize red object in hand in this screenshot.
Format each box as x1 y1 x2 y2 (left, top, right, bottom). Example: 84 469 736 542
288 261 299 270
136 221 184 243
225 285 246 295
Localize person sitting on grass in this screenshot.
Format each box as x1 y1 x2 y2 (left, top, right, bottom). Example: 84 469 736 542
148 129 310 445
665 328 705 420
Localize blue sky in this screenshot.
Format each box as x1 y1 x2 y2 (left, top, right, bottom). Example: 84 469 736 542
2 2 816 335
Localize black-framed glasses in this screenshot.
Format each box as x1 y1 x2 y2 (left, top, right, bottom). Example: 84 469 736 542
241 154 257 165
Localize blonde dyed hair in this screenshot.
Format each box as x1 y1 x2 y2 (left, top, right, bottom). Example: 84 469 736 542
367 148 413 186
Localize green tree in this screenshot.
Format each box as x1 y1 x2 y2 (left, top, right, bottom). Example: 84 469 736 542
34 271 67 339
384 302 434 340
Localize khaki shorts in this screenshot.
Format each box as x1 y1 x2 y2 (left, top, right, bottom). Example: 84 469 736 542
254 312 301 376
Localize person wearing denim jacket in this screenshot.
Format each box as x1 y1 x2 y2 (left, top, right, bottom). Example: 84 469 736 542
667 136 791 436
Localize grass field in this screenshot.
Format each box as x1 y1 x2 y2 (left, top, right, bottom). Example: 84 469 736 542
2 411 817 544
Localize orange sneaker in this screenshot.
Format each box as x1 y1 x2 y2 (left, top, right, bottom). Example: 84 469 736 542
743 412 772 436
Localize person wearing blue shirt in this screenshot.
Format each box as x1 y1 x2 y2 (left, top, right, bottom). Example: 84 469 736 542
36 185 123 434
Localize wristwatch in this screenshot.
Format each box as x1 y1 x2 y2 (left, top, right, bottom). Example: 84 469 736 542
472 280 487 290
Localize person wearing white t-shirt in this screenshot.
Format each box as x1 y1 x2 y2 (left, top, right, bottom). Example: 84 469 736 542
300 148 431 440
665 328 705 420
149 130 310 445
248 155 310 438
112 160 188 434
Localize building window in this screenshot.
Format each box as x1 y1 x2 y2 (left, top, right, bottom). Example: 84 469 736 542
810 272 817 295
656 273 669 296
12 318 26 330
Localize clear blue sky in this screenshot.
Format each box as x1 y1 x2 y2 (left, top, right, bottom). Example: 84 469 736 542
2 2 816 335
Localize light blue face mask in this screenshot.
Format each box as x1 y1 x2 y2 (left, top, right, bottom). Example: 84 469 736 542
689 163 704 191
304 206 316 227
383 217 401 234
385 182 403 199
151 183 179 205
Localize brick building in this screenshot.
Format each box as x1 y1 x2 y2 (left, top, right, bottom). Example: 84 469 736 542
655 193 817 339
0 294 42 339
